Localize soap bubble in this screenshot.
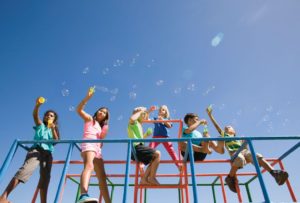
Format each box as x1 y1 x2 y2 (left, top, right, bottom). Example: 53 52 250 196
187 83 196 91
117 115 123 121
110 88 119 95
211 32 224 47
68 106 75 112
61 88 70 97
156 80 164 86
82 66 89 74
95 86 109 93
174 88 182 94
129 92 137 100
110 95 116 102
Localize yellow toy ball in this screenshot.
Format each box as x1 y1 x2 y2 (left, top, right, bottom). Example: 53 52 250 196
38 97 46 104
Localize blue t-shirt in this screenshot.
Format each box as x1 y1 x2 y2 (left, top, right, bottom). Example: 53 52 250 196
153 117 170 137
182 126 203 146
32 123 55 152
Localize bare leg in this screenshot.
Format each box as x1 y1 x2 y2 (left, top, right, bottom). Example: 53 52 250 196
258 158 273 172
39 187 48 203
94 158 111 203
148 151 160 185
229 165 239 177
0 177 20 201
209 141 225 154
202 133 212 154
80 151 96 194
140 165 151 185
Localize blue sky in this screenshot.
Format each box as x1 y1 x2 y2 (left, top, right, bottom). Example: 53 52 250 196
0 0 299 202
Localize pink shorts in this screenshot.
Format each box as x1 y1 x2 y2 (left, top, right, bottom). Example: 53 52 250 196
81 143 102 159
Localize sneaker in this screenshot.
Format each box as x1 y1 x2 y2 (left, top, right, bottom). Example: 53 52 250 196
77 194 98 203
225 175 238 193
272 170 289 185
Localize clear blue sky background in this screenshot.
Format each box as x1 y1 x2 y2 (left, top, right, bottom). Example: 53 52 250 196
0 0 299 202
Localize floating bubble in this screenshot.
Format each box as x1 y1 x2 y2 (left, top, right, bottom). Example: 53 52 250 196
211 32 224 47
151 59 155 63
266 106 273 112
102 68 109 75
113 59 124 67
187 83 196 91
236 110 242 116
136 53 140 57
146 64 152 68
82 66 89 74
117 115 123 121
203 85 216 96
68 106 75 112
110 88 119 95
110 95 116 102
132 84 137 89
95 86 109 93
156 80 164 86
61 88 70 97
129 92 137 100
174 88 182 94
61 81 66 86
129 58 136 67
262 114 270 122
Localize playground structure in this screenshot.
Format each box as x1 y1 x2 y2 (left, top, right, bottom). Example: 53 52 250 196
0 119 299 203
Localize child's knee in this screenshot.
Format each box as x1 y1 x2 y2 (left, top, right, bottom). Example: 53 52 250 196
84 162 94 171
232 155 246 168
154 150 161 158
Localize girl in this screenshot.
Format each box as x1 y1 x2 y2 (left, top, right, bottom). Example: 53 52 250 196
148 105 182 170
0 97 60 203
76 88 111 203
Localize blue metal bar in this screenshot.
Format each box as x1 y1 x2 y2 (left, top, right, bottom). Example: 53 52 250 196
122 140 131 203
278 141 300 161
247 139 270 203
54 143 74 203
18 143 30 151
187 140 198 203
0 139 19 183
230 141 248 162
74 143 81 152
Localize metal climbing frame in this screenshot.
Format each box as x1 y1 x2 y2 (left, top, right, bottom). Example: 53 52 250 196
0 120 299 202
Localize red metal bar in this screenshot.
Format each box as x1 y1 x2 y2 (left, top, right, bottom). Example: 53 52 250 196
279 160 297 202
31 187 39 203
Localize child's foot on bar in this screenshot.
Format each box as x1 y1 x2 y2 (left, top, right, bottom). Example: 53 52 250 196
148 177 160 185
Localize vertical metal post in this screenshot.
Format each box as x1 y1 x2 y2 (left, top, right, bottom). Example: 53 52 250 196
54 143 74 203
187 140 198 203
122 140 132 203
247 139 270 203
245 184 252 202
0 139 19 183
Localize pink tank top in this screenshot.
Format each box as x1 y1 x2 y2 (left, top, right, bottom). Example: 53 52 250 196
83 120 108 140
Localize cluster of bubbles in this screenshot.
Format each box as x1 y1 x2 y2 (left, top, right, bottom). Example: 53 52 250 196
187 83 196 91
156 80 164 86
82 66 90 74
129 53 140 67
203 86 216 96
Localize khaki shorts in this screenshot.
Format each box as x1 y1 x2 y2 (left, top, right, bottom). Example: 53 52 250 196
14 148 53 189
231 149 263 168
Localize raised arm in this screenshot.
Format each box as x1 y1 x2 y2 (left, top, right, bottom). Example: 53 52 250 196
33 97 43 126
206 107 223 135
77 88 94 122
129 107 146 125
184 119 206 134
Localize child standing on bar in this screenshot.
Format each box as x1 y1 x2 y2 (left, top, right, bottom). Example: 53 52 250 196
76 87 111 203
0 97 60 203
149 105 182 170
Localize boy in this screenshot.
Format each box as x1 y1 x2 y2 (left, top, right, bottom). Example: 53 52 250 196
179 113 224 162
128 107 161 185
206 107 289 193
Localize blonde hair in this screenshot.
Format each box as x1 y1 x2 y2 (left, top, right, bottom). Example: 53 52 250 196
160 105 170 119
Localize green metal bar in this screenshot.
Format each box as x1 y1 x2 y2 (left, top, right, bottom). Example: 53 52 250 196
178 188 181 203
212 186 217 203
75 184 81 203
144 188 147 203
245 183 253 202
110 186 115 203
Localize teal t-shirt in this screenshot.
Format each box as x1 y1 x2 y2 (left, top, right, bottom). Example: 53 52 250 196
32 123 54 152
128 120 144 146
182 126 203 146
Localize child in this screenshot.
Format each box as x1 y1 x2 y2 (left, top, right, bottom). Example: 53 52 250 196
0 97 60 203
128 107 161 185
179 113 224 162
76 88 111 203
148 105 182 170
206 107 289 193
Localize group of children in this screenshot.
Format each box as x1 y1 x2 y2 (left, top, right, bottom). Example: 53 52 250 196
0 88 289 203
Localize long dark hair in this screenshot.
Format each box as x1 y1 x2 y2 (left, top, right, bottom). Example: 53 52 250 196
44 110 60 139
93 107 110 128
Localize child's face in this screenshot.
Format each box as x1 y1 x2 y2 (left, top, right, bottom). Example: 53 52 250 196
225 125 236 135
187 116 199 126
96 108 108 122
159 107 167 117
44 112 55 123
